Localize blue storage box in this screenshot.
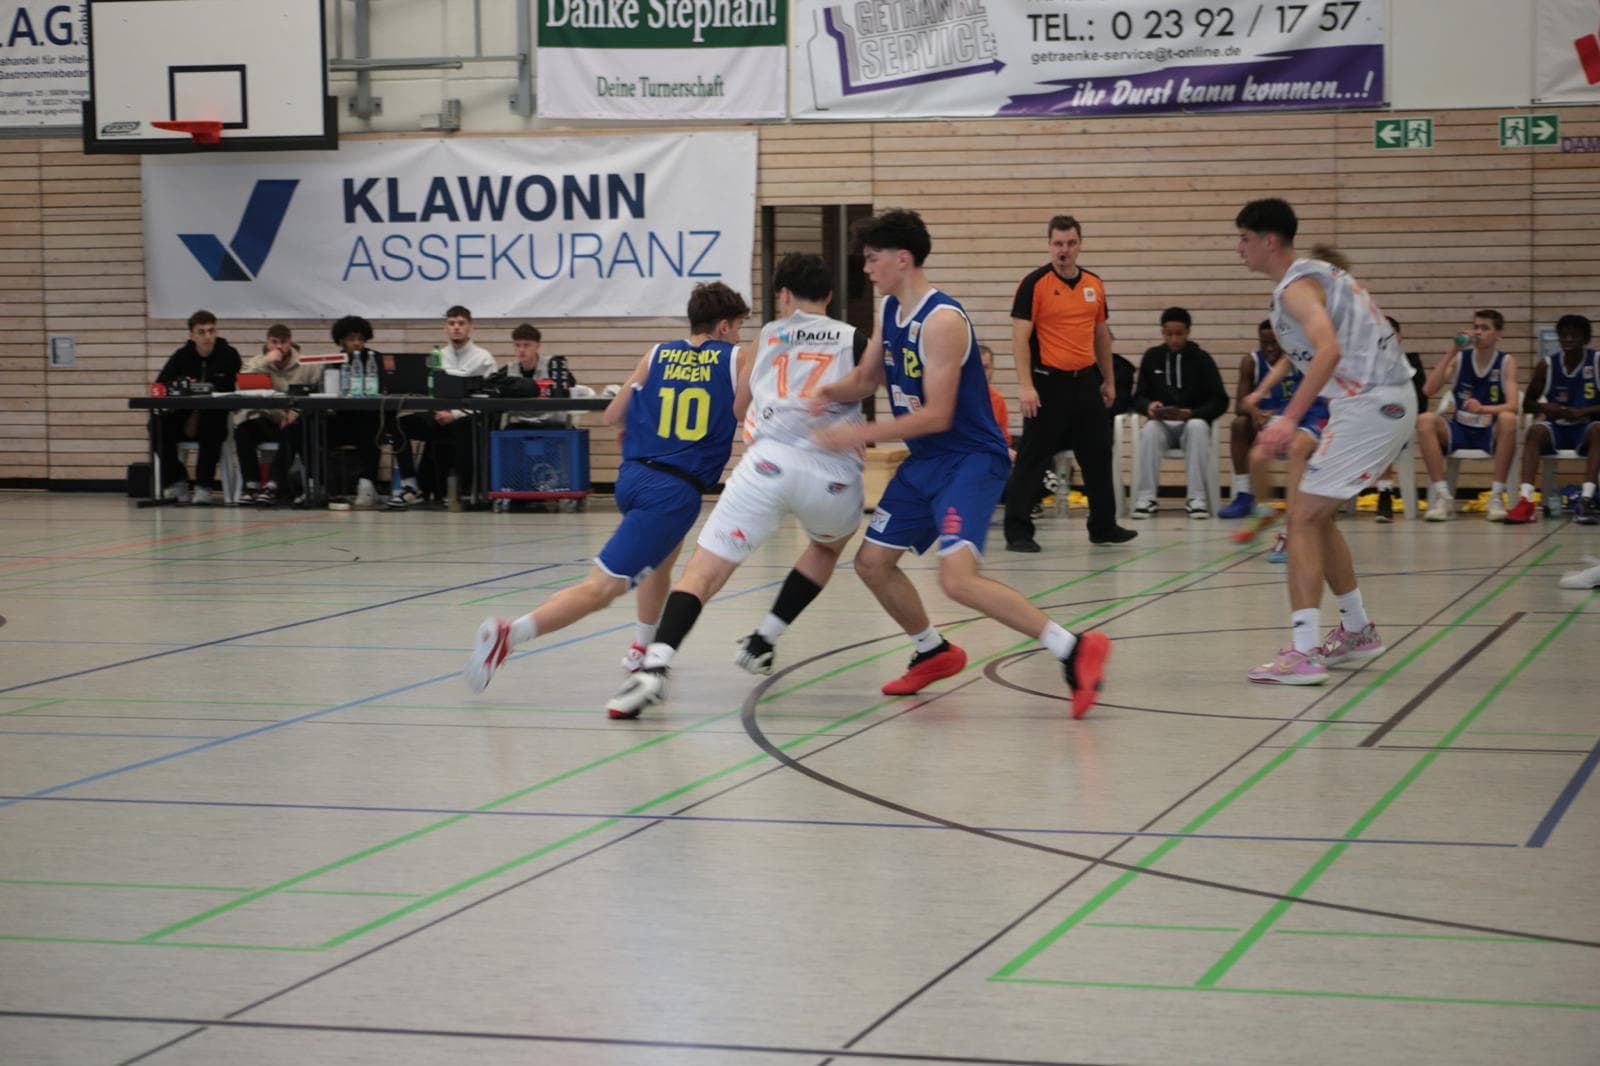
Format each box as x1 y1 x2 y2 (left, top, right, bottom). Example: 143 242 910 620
488 429 591 498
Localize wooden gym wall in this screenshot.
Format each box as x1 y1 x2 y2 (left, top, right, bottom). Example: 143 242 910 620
2 104 1596 488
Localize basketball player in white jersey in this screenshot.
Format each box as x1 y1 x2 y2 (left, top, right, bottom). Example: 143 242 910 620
607 253 867 716
1236 198 1417 685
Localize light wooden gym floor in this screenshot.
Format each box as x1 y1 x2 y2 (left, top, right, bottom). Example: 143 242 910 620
0 491 1596 1065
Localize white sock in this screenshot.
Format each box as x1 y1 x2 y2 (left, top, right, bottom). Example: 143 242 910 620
1039 621 1077 661
1519 482 1535 501
756 613 788 642
911 626 943 654
1234 474 1252 496
635 621 656 647
1491 481 1506 498
509 614 537 647
1431 480 1450 498
1291 608 1320 654
1583 482 1596 499
642 642 674 670
1336 589 1370 631
1376 479 1394 492
402 477 419 490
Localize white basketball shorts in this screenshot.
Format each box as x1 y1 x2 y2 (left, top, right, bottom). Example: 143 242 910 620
697 440 863 563
1298 384 1417 501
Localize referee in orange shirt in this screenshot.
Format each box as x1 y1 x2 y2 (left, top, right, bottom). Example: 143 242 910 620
1004 215 1136 550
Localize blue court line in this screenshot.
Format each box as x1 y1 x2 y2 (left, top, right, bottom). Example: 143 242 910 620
0 564 563 697
1525 735 1600 848
0 794 1520 849
0 574 785 812
0 730 220 740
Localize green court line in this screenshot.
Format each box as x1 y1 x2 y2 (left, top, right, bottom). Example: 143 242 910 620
1464 730 1599 739
2 698 64 717
135 544 1199 948
992 547 1558 981
1085 921 1552 945
0 934 323 953
992 976 1600 1011
1194 586 1595 989
459 573 585 606
0 878 422 898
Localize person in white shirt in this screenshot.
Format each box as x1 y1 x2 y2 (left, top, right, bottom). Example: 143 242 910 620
606 253 867 717
394 305 498 505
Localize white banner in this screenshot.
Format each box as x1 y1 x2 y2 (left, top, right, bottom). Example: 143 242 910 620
0 1 88 127
143 134 758 320
791 0 1385 119
1536 0 1600 103
536 0 787 119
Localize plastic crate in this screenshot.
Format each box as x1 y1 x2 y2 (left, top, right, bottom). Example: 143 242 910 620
488 429 591 499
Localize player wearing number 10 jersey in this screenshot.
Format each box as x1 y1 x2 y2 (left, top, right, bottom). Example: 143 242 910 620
605 253 870 719
463 282 750 697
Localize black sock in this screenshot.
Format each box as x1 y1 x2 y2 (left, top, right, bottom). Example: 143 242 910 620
771 568 825 624
653 590 704 652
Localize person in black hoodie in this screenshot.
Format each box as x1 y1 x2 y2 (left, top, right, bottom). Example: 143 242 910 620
151 309 242 503
1130 307 1228 518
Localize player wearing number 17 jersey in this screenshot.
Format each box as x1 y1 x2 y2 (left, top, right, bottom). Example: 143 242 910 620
605 253 868 719
463 282 750 698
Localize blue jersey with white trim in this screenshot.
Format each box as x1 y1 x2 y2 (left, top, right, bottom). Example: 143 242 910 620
622 339 739 487
1540 348 1599 426
1450 349 1508 429
1251 350 1299 414
880 290 1010 462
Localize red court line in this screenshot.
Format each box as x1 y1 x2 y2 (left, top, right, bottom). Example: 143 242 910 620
0 514 328 572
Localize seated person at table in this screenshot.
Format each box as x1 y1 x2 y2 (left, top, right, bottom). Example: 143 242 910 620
396 305 497 504
326 315 386 508
233 324 321 505
150 309 242 504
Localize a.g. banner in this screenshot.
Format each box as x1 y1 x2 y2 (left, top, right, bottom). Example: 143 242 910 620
0 1 88 127
538 0 787 119
142 133 757 320
1536 0 1600 103
791 0 1385 118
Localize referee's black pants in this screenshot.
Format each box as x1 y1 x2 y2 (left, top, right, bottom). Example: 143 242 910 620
1002 367 1117 544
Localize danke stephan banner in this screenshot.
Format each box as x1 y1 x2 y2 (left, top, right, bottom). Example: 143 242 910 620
537 0 787 119
143 133 757 319
791 0 1385 119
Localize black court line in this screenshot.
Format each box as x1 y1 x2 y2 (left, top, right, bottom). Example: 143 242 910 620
0 564 564 696
10 1010 1116 1066
1358 612 1524 747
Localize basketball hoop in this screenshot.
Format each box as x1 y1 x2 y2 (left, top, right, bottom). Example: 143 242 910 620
151 119 224 145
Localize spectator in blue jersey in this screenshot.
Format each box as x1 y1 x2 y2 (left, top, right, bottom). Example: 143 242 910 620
462 283 751 706
1416 309 1520 521
1505 313 1600 524
1219 319 1285 519
804 208 1111 718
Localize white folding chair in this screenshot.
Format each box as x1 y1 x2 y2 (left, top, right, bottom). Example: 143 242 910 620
1052 413 1129 519
177 437 243 504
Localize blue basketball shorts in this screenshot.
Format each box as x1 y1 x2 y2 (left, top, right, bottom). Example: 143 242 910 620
595 464 704 587
865 449 1011 558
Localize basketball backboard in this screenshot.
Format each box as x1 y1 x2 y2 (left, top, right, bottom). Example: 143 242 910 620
83 0 335 154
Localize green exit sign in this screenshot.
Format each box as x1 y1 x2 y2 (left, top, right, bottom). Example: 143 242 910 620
1375 117 1433 150
1499 114 1559 148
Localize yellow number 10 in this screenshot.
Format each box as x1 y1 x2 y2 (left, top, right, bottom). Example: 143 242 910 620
656 387 711 441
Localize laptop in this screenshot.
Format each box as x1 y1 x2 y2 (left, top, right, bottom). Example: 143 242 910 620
377 352 432 395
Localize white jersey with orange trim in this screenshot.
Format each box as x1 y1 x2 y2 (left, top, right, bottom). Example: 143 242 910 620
1270 257 1411 400
744 309 861 462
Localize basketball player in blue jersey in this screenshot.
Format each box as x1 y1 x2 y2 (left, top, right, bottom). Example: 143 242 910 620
1505 313 1600 524
1219 319 1288 520
1236 198 1416 685
462 283 750 701
809 209 1111 717
1415 309 1520 521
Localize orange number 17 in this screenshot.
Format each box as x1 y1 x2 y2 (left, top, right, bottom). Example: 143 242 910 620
774 351 834 398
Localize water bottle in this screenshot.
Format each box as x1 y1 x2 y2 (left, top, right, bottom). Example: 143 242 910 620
428 344 443 397
338 358 351 396
363 351 379 397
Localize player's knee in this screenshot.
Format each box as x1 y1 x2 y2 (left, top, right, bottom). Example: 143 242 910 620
1232 414 1253 440
852 546 896 586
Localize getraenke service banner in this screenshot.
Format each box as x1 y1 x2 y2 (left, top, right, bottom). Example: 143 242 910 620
1536 0 1600 103
0 1 88 127
143 133 757 320
538 0 787 118
791 0 1385 118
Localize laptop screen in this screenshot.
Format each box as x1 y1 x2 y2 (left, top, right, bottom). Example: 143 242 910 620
378 352 432 395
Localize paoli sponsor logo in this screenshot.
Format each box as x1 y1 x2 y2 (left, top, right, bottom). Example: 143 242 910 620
1380 403 1406 419
178 179 299 282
